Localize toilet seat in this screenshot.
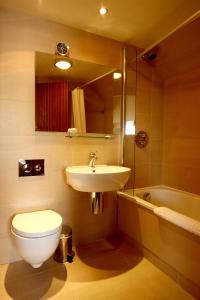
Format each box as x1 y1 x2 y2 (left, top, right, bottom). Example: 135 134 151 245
12 210 62 238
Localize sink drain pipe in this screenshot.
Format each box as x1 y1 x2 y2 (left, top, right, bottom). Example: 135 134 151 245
90 192 104 214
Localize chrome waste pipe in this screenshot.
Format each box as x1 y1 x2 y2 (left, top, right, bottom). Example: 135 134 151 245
90 192 104 214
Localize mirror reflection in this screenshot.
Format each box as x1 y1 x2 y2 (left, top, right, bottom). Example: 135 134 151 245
35 52 122 134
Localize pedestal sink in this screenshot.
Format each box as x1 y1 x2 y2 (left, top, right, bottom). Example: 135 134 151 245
65 165 131 192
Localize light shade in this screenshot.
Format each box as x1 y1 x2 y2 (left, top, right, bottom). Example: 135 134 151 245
98 7 108 15
113 72 122 79
55 59 72 70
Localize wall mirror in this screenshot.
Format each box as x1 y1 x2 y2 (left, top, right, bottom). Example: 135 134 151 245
35 51 122 135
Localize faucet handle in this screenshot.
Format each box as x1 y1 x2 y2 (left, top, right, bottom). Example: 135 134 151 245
89 152 97 158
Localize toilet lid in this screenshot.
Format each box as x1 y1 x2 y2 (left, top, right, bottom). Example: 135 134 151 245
12 210 62 238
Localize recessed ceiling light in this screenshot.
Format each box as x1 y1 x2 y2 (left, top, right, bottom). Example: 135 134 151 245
113 72 122 79
54 59 72 70
98 7 108 15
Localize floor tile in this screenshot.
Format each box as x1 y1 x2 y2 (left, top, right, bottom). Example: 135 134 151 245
0 238 194 300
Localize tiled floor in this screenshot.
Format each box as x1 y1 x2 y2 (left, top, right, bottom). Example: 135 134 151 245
0 238 194 300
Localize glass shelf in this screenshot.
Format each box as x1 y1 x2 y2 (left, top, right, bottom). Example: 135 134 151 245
65 134 113 139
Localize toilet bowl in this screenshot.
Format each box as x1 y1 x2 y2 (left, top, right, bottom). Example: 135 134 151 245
11 210 62 268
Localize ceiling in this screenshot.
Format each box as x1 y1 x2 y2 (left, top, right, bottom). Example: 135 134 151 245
1 0 200 49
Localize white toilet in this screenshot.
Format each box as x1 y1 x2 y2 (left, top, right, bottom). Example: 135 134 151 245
11 210 62 268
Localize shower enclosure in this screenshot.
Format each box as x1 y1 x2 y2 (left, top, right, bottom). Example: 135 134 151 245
120 16 200 297
124 15 200 196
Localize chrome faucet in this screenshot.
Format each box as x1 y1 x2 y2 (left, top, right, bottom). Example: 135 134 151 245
89 152 97 168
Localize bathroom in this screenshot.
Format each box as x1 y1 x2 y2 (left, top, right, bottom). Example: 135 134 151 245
0 1 200 299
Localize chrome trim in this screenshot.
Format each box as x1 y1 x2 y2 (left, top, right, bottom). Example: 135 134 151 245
121 47 126 166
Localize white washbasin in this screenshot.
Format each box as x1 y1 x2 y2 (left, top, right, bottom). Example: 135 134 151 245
65 165 131 192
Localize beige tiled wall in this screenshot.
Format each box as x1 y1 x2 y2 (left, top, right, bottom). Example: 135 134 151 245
0 7 124 264
160 17 200 194
135 17 200 194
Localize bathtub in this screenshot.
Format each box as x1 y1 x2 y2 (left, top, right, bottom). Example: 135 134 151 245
117 185 200 295
118 186 200 236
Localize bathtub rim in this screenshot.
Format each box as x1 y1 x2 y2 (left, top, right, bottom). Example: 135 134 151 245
117 185 200 237
124 185 200 200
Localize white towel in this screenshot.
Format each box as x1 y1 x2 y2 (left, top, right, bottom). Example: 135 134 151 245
72 88 86 134
154 207 200 237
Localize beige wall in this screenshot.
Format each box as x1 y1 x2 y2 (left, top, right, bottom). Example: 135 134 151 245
0 7 124 264
160 17 200 194
134 17 200 194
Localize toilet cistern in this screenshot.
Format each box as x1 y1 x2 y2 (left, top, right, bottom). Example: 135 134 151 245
88 152 97 168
